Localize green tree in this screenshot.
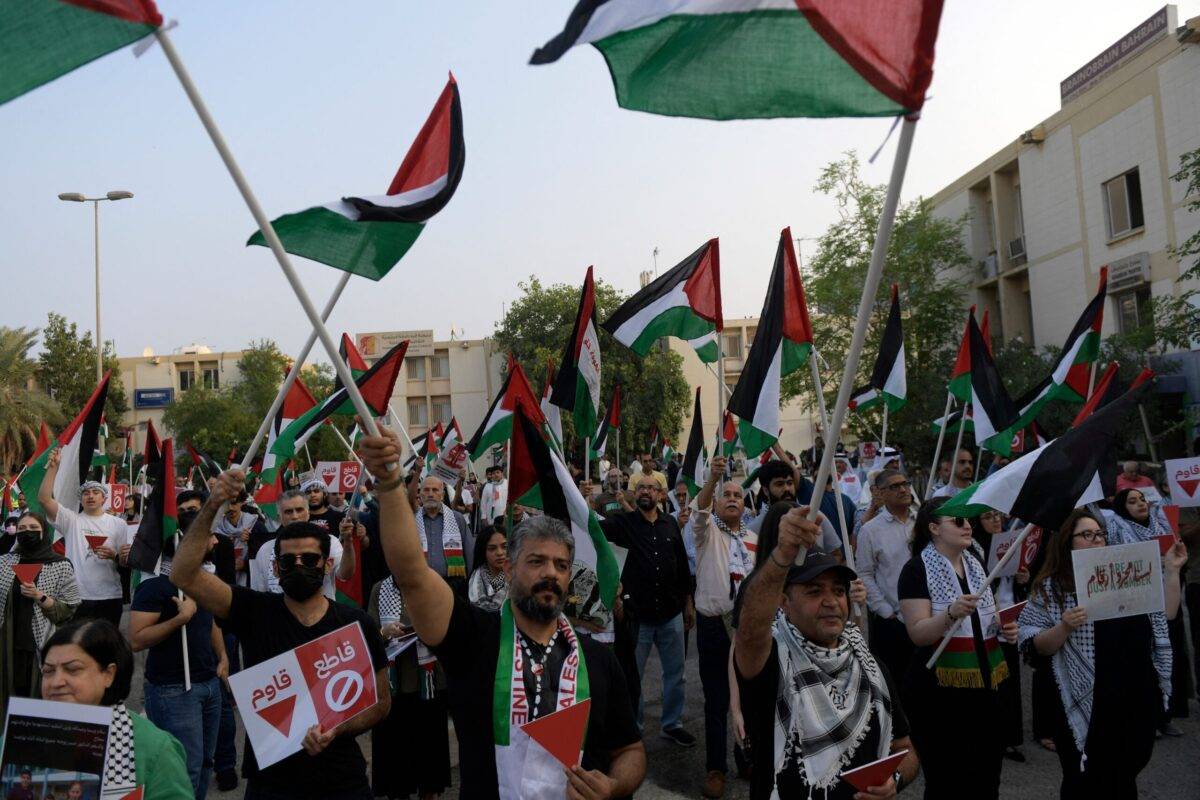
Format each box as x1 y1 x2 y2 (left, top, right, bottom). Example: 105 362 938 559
494 276 690 465
0 327 63 474
35 313 129 431
782 154 972 460
1145 146 1200 350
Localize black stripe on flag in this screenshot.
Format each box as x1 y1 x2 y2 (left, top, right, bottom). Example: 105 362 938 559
729 241 785 420
514 407 571 521
968 314 1017 437
682 388 705 491
602 241 710 334
530 0 611 64
869 288 904 390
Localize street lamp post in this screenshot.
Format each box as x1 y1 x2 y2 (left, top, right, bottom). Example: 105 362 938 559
58 190 134 383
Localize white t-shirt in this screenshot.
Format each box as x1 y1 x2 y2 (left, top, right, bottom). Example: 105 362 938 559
479 480 508 526
249 533 343 600
53 507 129 601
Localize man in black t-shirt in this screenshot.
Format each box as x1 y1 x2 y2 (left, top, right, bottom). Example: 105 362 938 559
303 479 346 531
171 471 391 800
734 507 919 800
359 428 646 800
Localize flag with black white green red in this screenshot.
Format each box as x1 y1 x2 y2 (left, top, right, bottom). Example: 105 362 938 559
259 373 318 488
340 333 369 380
848 284 906 413
603 238 722 362
27 422 52 468
248 75 464 280
947 307 992 402
185 442 223 480
0 0 162 106
509 402 619 610
661 439 675 464
540 360 565 451
959 310 1020 456
681 388 707 497
590 384 621 460
466 356 545 460
531 0 944 120
1070 362 1123 428
20 373 110 521
929 406 972 435
720 410 739 457
126 437 177 576
551 266 603 440
438 417 465 453
938 376 1152 530
270 341 408 466
728 228 814 457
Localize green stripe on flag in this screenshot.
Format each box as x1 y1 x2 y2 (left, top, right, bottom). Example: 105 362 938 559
693 338 719 363
737 419 776 460
781 340 811 376
627 305 716 357
248 207 424 281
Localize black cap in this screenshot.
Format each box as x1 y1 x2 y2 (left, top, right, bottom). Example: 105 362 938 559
784 551 857 587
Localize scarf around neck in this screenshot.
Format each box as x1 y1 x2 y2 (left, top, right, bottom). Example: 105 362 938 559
469 567 508 612
921 543 1008 690
713 514 755 598
100 702 137 800
16 526 66 564
416 505 466 577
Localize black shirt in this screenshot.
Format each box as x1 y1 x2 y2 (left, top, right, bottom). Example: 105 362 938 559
599 510 693 625
737 641 909 800
131 575 217 685
222 585 389 795
309 506 345 532
431 594 641 799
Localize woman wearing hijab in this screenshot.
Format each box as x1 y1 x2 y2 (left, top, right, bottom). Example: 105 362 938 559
0 510 80 716
1018 508 1185 798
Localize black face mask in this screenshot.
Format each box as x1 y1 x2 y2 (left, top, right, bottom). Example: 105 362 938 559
16 531 42 552
278 563 325 601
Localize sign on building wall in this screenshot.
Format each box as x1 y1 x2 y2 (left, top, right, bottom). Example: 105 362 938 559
358 330 434 359
133 388 174 408
1060 6 1173 105
1106 252 1150 292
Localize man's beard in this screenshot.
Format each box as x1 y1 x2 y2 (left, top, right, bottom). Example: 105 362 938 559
423 499 441 514
513 578 565 622
770 490 796 504
636 495 657 510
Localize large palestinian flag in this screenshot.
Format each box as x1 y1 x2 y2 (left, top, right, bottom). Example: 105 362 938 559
126 437 177 576
964 311 1020 456
531 0 944 120
939 376 1151 530
20 373 110 520
551 267 603 440
466 357 545 459
680 388 707 498
590 384 621 460
0 0 162 106
849 284 906 413
603 238 722 362
509 404 619 610
248 76 464 280
728 228 814 457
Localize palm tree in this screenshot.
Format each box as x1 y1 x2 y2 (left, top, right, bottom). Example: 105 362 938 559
0 327 61 475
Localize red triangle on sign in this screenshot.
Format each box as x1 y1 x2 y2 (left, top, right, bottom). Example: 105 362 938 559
1163 505 1181 533
11 564 41 585
118 788 143 800
1156 533 1178 556
1177 478 1200 498
85 535 108 550
256 694 297 737
519 698 590 769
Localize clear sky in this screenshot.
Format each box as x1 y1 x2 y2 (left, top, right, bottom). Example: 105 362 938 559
2 1 1194 364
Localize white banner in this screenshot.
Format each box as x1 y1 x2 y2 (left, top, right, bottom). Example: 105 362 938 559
986 529 1021 578
316 461 363 494
1072 540 1164 622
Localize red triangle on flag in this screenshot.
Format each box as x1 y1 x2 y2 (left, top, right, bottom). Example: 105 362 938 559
11 564 42 585
1177 478 1200 498
118 788 143 800
519 698 590 769
1163 505 1180 533
1156 533 1178 556
256 694 298 737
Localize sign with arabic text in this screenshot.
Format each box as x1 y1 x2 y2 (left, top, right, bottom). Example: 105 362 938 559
1072 540 1164 623
1164 456 1200 506
227 622 377 768
316 461 363 494
985 528 1021 578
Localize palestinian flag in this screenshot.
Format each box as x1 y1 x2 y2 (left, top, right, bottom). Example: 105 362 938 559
947 306 977 402
939 377 1151 531
0 0 162 106
120 431 135 475
258 375 317 489
649 425 661 458
248 75 464 280
404 430 435 474
20 373 110 520
126 438 177 576
531 0 944 120
849 284 906 413
964 311 1020 456
590 384 621 460
680 388 707 498
1071 362 1122 427
269 341 408 465
661 439 675 464
929 406 973 435
728 228 814 457
551 266 603 440
603 238 722 362
466 356 545 459
26 422 52 468
438 417 465 453
541 360 565 451
720 410 739 457
185 442 224 481
423 422 446 477
255 467 283 521
509 404 619 610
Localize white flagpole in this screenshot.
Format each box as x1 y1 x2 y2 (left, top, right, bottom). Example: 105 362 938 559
804 116 917 563
925 393 955 500
974 446 985 481
881 405 889 457
387 405 420 459
925 523 1033 669
303 443 315 472
174 534 192 691
714 336 726 455
949 406 968 486
239 272 352 471
331 426 366 466
153 30 393 469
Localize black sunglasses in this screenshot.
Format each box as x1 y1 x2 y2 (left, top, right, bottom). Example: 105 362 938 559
278 552 323 569
937 516 968 528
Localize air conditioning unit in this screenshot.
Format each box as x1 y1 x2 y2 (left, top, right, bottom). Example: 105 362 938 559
1008 236 1026 261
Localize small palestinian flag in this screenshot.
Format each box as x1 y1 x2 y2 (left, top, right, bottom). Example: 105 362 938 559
947 306 977 402
649 425 660 457
531 0 944 120
248 75 465 280
728 228 814 457
270 341 408 465
964 311 1020 456
551 266 603 440
509 403 619 610
466 356 545 459
590 384 621 460
0 0 162 106
254 468 283 521
21 373 110 520
929 406 973 435
27 422 52 468
121 432 135 474
540 359 565 451
424 422 446 477
338 333 370 385
404 430 435 474
680 388 707 498
259 373 318 487
185 442 223 481
127 438 177 576
438 417 465 453
661 439 675 464
603 238 722 362
1071 362 1122 427
720 410 739 457
939 376 1152 531
849 284 906 413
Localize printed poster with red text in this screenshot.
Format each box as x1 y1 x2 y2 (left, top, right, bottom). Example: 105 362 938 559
1164 456 1200 507
228 622 377 768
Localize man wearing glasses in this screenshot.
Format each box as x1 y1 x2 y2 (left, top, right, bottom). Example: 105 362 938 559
249 490 351 599
854 468 917 682
932 448 975 499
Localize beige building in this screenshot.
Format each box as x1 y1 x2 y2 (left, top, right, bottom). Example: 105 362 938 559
929 6 1200 404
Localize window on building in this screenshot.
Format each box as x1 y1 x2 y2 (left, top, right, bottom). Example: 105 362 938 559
407 398 428 426
179 367 195 392
722 332 742 357
1115 289 1152 334
430 351 450 379
431 395 452 425
1103 169 1145 240
201 361 219 390
406 357 425 381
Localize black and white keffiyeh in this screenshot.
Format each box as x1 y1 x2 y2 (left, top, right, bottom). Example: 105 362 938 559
100 703 136 800
469 567 508 612
379 576 439 699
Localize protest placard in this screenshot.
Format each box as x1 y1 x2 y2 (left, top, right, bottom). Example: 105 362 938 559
1072 540 1164 622
1 698 111 799
316 461 362 494
998 601 1026 627
432 443 469 485
228 622 378 768
1017 527 1043 573
106 483 128 515
986 529 1021 578
839 749 909 792
1164 456 1200 507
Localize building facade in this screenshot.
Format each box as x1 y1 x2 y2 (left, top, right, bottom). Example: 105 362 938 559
930 6 1200 405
